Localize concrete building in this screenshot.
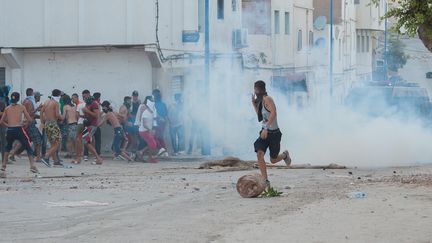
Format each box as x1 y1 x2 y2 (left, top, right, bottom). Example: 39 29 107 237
311 0 386 104
355 0 386 82
241 0 314 108
0 0 386 107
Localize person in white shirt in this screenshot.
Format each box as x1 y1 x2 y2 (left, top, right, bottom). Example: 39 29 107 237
137 96 159 163
72 93 85 164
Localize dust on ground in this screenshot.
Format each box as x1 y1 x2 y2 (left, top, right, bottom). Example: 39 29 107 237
0 157 431 243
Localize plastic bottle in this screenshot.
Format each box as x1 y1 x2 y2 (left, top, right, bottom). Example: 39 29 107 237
347 191 367 199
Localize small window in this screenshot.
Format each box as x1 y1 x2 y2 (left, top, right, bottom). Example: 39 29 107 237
339 39 342 60
361 36 365 52
232 0 237 12
366 35 370 52
274 11 280 34
354 0 360 4
0 68 5 86
284 12 290 35
309 31 314 48
298 29 303 51
217 0 224 20
198 0 205 32
357 35 360 53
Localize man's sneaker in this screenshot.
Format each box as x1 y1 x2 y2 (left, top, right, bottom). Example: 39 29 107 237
157 148 167 156
30 166 39 174
283 150 292 167
0 170 6 178
113 156 123 161
41 158 52 167
8 155 16 162
178 151 186 155
83 156 89 161
53 161 64 167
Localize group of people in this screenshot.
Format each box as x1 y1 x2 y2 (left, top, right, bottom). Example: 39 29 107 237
0 86 187 177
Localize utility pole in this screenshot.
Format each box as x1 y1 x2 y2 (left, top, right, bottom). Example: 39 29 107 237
384 1 388 81
202 0 211 155
329 0 334 98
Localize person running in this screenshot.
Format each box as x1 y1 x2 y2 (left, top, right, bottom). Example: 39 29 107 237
62 95 79 163
0 92 7 163
100 101 132 161
81 90 103 165
252 80 291 187
9 88 44 162
40 89 64 167
0 92 38 177
71 93 84 163
92 92 102 156
152 89 168 156
22 88 42 161
137 96 159 163
119 96 132 151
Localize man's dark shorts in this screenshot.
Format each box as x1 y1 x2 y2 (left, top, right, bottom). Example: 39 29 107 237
254 129 282 159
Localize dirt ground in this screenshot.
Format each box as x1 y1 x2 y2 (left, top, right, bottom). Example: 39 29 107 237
0 157 431 243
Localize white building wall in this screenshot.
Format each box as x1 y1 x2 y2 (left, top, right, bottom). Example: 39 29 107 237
0 0 155 47
356 0 386 31
293 0 313 70
17 48 153 108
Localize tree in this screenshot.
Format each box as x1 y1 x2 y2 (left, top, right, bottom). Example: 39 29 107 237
387 36 409 72
374 0 432 53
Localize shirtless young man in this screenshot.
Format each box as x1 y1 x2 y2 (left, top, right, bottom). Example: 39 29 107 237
100 101 132 161
0 92 38 177
252 80 291 187
118 96 132 150
40 89 64 167
62 95 79 163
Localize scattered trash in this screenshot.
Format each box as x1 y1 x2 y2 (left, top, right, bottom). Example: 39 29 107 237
69 186 78 189
46 200 109 208
193 187 200 191
348 172 353 175
347 191 367 199
393 171 397 174
284 186 293 189
231 179 236 189
357 177 361 180
221 186 227 189
326 175 351 178
20 178 34 183
261 187 283 197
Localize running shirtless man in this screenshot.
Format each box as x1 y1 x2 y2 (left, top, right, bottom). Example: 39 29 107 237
0 92 38 177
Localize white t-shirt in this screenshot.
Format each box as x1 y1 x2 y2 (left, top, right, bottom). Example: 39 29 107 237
134 104 146 126
77 103 86 125
139 109 153 132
